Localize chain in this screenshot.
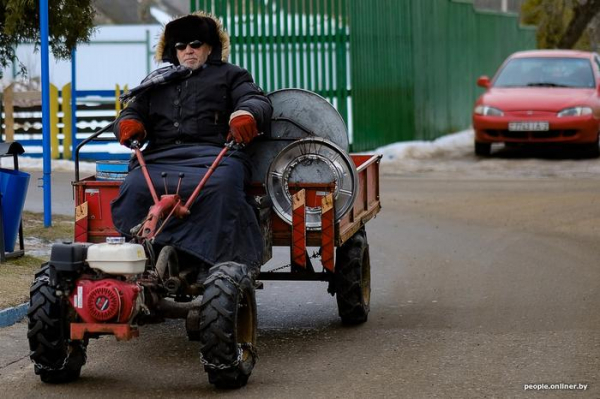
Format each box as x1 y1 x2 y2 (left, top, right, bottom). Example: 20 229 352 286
32 350 71 372
200 343 258 370
241 342 259 360
34 275 50 285
32 341 88 372
264 251 322 273
204 272 242 292
265 263 291 273
200 271 258 370
31 275 87 372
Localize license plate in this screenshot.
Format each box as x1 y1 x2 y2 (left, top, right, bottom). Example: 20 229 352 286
508 121 549 131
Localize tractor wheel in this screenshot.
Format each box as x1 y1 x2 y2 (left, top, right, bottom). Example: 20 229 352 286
335 227 371 325
28 264 87 384
474 142 491 157
199 262 258 389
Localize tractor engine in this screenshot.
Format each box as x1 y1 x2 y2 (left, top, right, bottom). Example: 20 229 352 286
69 238 147 325
69 278 142 324
48 239 148 340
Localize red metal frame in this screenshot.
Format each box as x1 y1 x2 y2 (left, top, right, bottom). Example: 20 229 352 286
71 322 139 341
291 190 306 268
320 193 335 273
72 154 382 276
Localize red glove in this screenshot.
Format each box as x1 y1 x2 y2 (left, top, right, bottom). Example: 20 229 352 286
118 119 146 147
228 113 259 144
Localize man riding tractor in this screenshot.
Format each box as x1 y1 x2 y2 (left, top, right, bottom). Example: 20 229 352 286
112 11 272 283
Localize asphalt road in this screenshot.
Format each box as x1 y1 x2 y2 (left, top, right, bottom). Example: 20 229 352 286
23 170 76 216
2 174 600 398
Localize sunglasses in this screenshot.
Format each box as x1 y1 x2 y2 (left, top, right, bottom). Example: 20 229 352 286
174 40 204 51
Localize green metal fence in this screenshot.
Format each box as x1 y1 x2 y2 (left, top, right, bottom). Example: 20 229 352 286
350 0 536 151
190 0 536 151
190 0 350 124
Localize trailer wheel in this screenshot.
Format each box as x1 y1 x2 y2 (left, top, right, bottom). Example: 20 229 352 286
335 227 371 324
27 264 87 384
199 262 257 389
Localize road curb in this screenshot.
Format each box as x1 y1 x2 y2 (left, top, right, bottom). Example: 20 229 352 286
0 302 29 328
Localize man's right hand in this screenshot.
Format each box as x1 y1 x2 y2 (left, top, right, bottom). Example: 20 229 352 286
118 119 147 147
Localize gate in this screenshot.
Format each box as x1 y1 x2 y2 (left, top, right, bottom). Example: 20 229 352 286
192 0 535 151
190 0 350 126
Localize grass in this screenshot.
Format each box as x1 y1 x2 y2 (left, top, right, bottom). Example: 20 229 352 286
0 211 73 309
20 211 74 242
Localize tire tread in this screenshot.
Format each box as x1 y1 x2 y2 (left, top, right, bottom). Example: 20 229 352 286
199 262 257 389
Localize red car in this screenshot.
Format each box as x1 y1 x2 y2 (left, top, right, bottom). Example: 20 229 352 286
473 50 600 157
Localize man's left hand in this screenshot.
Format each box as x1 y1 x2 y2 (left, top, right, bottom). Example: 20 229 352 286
228 111 259 144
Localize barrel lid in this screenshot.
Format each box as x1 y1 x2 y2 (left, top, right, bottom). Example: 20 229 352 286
247 88 349 184
96 160 129 173
265 137 358 230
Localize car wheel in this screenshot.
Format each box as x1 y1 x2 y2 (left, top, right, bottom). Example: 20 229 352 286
474 142 491 157
584 135 600 158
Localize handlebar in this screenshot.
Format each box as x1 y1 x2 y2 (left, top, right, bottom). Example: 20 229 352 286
132 142 230 242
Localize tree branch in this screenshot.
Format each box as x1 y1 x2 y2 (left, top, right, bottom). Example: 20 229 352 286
558 0 600 48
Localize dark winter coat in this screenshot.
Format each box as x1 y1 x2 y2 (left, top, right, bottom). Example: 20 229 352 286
111 12 272 270
114 62 272 148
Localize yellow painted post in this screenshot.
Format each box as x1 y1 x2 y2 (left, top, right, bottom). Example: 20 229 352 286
50 84 59 159
62 83 72 160
115 84 121 115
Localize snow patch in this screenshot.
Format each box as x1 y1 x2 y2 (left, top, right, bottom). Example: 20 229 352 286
6 128 600 179
1 157 96 174
375 130 473 161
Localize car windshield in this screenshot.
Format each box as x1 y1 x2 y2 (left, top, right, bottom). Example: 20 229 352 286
493 57 596 88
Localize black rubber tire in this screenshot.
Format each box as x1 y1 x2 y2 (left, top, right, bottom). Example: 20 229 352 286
583 136 600 158
335 227 371 325
199 262 257 389
27 264 87 384
475 142 492 157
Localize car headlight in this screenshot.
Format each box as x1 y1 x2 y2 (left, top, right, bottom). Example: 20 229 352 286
557 107 592 117
474 105 504 116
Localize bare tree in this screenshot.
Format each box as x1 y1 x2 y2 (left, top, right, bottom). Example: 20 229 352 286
558 0 600 48
522 0 600 49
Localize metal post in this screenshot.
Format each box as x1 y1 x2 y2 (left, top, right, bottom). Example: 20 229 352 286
0 192 5 263
71 48 77 160
40 0 52 226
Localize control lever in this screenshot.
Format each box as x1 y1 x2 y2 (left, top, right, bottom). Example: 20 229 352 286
161 172 168 195
176 173 184 196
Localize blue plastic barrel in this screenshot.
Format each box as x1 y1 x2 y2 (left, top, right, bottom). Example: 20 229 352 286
96 160 129 181
0 168 30 253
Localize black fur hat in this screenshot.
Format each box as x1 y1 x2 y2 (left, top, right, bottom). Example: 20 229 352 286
157 12 229 65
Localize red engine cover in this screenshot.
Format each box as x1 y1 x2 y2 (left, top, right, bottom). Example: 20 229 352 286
70 278 142 323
